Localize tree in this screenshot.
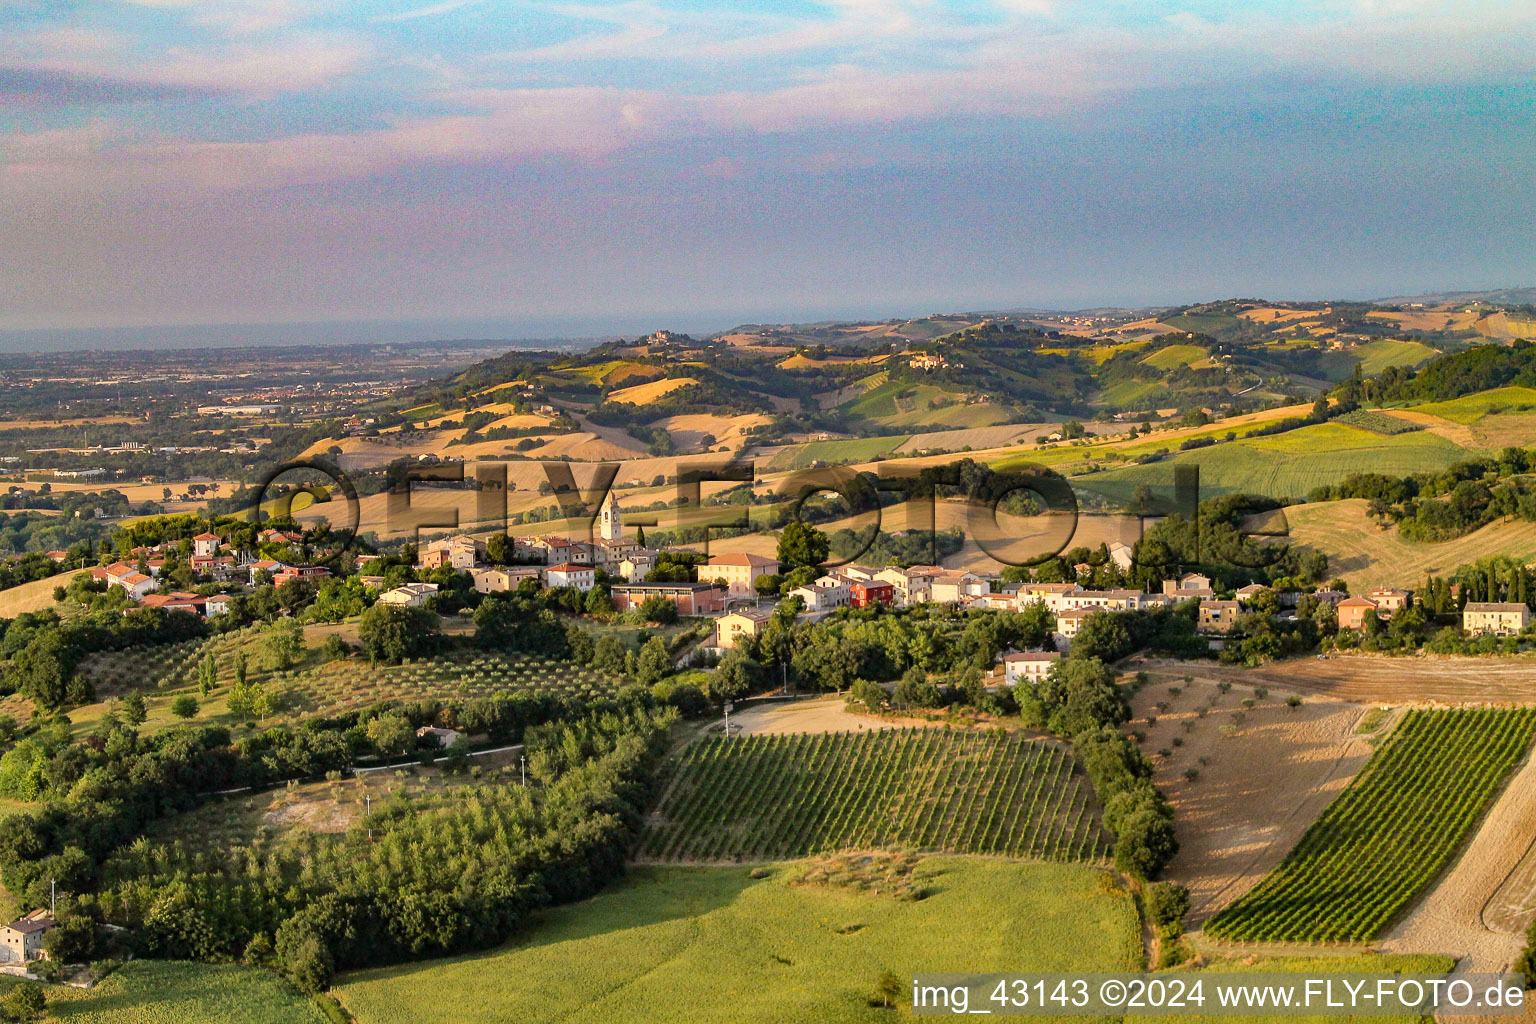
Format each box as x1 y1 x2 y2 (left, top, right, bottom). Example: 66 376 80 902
41 912 97 963
872 970 901 1009
892 666 942 709
777 521 829 570
583 587 615 617
359 603 439 665
366 711 414 756
2 982 45 1022
248 681 273 723
9 630 80 710
709 648 759 701
198 652 217 697
636 594 679 625
848 678 887 713
233 650 247 687
170 694 199 719
633 636 672 688
121 691 147 726
262 618 305 671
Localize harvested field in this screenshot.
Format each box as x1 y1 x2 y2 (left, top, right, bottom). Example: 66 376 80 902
606 376 697 404
1154 655 1536 706
1381 749 1536 974
726 696 905 736
1286 498 1536 590
1129 666 1377 924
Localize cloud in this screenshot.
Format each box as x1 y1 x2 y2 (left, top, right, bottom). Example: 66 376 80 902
2 33 370 97
372 1 482 24
0 66 220 105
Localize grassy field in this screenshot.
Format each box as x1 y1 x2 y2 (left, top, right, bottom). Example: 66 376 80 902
0 570 69 618
0 961 326 1023
1206 709 1536 943
1125 954 1455 1024
1408 385 1536 424
1352 339 1437 375
335 858 1141 1024
767 434 912 470
1074 423 1467 506
1139 343 1208 370
640 729 1105 863
1286 498 1536 589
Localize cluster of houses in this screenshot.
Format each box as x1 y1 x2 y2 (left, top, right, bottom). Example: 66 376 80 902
86 492 1535 674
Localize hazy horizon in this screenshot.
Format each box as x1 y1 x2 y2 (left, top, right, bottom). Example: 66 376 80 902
4 0 1534 335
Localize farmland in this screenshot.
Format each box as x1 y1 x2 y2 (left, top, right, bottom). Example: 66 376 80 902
1073 424 1467 506
0 961 327 1023
767 434 911 470
639 729 1106 863
1351 339 1437 375
335 858 1141 1024
1285 498 1536 590
1408 385 1536 424
1205 708 1536 943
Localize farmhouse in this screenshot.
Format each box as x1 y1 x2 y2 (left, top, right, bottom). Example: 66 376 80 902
192 531 222 558
1162 573 1214 600
1367 586 1411 614
1002 651 1060 685
790 578 849 613
1198 600 1242 633
1462 602 1530 637
928 570 987 605
416 726 463 748
470 566 541 594
610 581 728 616
706 552 780 598
0 910 55 963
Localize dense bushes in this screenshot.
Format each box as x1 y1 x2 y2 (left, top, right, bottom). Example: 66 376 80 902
1039 657 1177 879
110 707 677 991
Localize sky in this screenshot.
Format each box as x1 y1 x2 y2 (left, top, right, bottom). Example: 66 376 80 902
2 0 1535 343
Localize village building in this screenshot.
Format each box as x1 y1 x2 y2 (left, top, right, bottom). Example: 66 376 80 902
847 578 895 609
1337 596 1379 631
1463 602 1530 637
610 581 728 616
712 608 774 648
543 562 596 592
706 552 781 598
1002 651 1060 685
416 726 463 748
1198 600 1242 633
378 582 439 608
0 911 55 963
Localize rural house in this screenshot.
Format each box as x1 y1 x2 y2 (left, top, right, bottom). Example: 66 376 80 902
1462 602 1530 637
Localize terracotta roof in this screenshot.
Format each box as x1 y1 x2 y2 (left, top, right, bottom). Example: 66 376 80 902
1464 602 1528 613
708 552 778 567
545 562 590 573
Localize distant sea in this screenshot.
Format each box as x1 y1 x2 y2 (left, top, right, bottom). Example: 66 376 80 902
0 314 736 353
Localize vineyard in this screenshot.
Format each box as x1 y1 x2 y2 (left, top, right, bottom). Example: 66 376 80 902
1206 708 1536 943
639 728 1106 863
279 650 622 716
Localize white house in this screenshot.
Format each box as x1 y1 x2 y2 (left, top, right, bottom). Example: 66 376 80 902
1003 651 1060 685
544 562 595 592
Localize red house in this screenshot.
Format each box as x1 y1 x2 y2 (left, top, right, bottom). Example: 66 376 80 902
849 579 894 608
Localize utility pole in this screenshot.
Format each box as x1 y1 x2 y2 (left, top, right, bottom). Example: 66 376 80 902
723 702 733 740
365 793 372 841
50 879 55 917
520 754 527 787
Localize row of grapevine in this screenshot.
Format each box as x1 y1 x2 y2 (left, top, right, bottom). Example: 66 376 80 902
638 728 1108 863
1207 708 1536 943
290 651 621 715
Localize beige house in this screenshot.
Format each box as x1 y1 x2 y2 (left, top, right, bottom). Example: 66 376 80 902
1198 600 1242 633
1002 651 1060 685
0 911 55 963
1367 587 1411 614
378 582 439 608
1463 602 1530 637
470 566 541 593
1162 573 1214 601
712 608 774 648
706 553 780 598
1054 608 1093 638
929 571 987 605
